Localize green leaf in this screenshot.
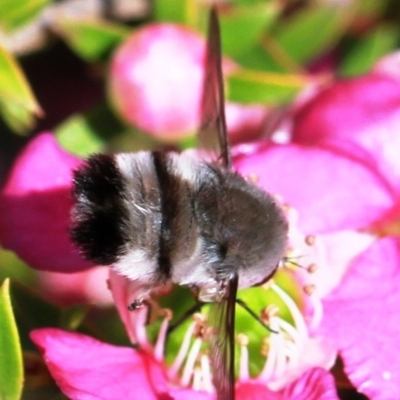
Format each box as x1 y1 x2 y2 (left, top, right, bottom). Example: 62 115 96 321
227 69 310 104
0 279 24 400
220 3 279 58
233 42 285 72
54 17 130 61
340 25 399 77
153 0 200 27
55 102 163 156
269 5 353 67
0 45 42 133
0 0 51 31
55 103 126 156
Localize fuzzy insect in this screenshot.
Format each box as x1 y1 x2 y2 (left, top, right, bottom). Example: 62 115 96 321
70 9 288 400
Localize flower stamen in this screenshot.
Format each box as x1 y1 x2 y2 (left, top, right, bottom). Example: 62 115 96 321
180 337 203 387
306 291 324 330
200 353 213 392
169 322 196 376
154 308 173 362
258 316 284 381
270 282 308 339
237 333 249 382
305 235 316 246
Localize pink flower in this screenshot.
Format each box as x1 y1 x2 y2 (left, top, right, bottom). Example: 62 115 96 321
291 73 400 194
109 24 205 139
0 133 90 272
108 23 267 143
2 124 396 397
30 328 338 399
225 103 269 145
270 62 400 398
5 69 400 399
36 266 113 307
233 140 398 399
0 133 340 396
317 237 400 399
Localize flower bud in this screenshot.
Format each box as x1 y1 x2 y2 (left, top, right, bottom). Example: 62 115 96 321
108 24 205 140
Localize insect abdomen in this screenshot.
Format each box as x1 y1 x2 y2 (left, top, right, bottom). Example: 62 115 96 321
70 152 200 284
70 154 132 265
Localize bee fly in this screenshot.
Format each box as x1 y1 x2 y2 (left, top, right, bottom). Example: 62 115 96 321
70 8 288 400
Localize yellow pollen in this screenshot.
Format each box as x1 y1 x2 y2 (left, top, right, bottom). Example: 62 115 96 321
307 263 318 273
247 173 259 183
236 333 249 346
305 235 316 246
303 284 316 295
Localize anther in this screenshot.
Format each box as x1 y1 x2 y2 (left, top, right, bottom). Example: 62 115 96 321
283 204 292 212
305 235 316 246
162 308 173 320
261 279 274 290
303 284 316 295
247 173 259 183
237 333 249 346
193 313 206 324
193 313 207 338
307 263 318 273
261 337 270 357
261 305 279 323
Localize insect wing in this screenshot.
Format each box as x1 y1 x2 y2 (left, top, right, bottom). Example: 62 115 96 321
208 274 238 400
198 8 231 169
199 8 238 399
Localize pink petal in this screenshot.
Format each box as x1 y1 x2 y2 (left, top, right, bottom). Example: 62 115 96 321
109 24 205 139
0 133 90 272
108 269 152 350
292 74 400 192
235 368 338 400
236 382 280 400
225 103 269 145
234 143 394 234
280 368 339 400
30 328 170 400
37 266 113 307
311 231 375 298
168 389 213 400
373 51 400 81
318 237 400 399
